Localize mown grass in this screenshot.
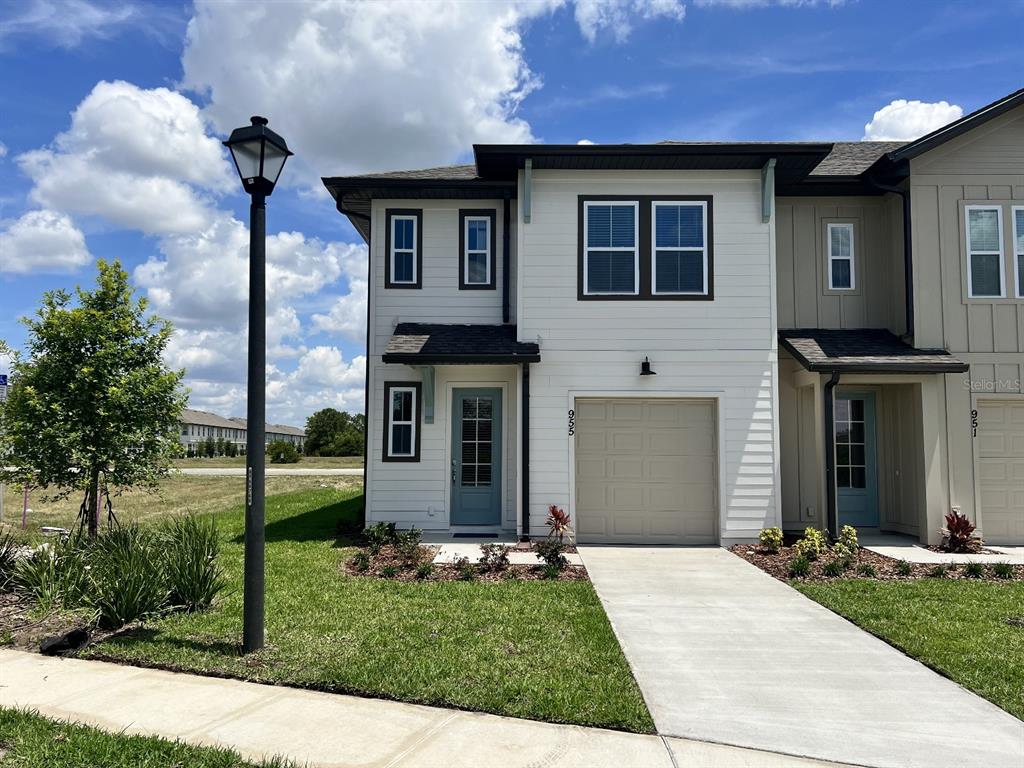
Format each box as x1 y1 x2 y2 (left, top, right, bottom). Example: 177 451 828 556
173 456 362 469
795 579 1024 720
0 708 289 768
82 486 653 733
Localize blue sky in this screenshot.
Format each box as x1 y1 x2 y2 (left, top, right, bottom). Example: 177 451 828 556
1 0 1021 426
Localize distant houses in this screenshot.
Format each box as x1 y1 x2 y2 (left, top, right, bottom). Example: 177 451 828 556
179 408 305 456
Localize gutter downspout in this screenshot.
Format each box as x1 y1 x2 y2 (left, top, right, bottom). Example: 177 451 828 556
823 371 841 539
520 362 531 541
868 174 914 343
502 197 511 324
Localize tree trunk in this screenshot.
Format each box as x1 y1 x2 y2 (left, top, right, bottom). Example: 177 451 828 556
87 467 100 539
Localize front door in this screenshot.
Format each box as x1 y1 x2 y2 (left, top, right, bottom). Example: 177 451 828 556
451 388 502 526
836 393 879 527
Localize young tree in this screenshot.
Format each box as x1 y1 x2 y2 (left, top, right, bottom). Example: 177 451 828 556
304 407 347 456
0 260 187 538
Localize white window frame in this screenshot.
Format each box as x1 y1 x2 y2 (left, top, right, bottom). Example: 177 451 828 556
583 200 640 296
463 215 491 285
651 201 709 295
390 215 418 285
965 205 1005 298
1013 205 1024 299
827 222 856 291
386 385 417 458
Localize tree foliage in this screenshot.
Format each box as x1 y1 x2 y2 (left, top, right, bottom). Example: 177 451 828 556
0 260 187 537
304 408 364 456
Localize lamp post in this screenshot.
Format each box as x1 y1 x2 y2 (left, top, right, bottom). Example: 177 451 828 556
223 116 293 653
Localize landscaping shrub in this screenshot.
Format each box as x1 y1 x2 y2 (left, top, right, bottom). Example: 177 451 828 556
159 515 226 612
963 561 984 579
350 551 370 572
992 562 1013 579
927 564 949 579
0 532 19 590
14 545 61 611
380 565 398 579
454 556 476 581
839 525 859 552
541 563 561 580
822 559 844 578
793 527 827 561
394 527 423 565
857 563 877 578
545 505 574 542
415 562 434 580
533 539 569 571
896 559 913 576
830 542 856 570
941 510 977 552
267 440 300 464
479 543 510 572
758 527 783 554
788 556 810 578
84 525 167 629
364 522 398 554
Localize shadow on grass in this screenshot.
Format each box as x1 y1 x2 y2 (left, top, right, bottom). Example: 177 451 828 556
231 493 364 545
103 626 244 656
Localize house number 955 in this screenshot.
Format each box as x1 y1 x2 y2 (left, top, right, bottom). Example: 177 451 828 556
567 409 575 437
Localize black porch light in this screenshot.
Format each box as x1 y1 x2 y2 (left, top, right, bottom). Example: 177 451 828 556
222 116 292 654
640 357 657 376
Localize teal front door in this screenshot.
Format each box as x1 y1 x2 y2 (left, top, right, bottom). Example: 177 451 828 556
836 393 879 528
451 388 502 526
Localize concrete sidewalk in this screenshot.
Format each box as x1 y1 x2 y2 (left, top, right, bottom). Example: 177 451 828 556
0 650 851 768
579 546 1024 768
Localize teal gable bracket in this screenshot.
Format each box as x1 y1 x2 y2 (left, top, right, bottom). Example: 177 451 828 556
523 158 532 224
415 366 435 424
761 158 776 224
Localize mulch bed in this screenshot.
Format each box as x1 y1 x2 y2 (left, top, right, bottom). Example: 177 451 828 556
924 543 1002 555
342 544 588 583
731 544 1023 582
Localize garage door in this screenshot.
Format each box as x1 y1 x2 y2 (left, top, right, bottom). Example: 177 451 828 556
976 400 1024 545
574 398 717 545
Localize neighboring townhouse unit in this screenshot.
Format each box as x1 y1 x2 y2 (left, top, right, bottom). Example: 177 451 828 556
180 408 306 454
324 86 1024 547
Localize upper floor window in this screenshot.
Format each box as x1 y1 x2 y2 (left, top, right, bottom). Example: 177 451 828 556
827 223 855 290
459 209 496 290
385 209 422 289
583 201 639 295
1014 206 1024 298
965 206 1004 298
383 382 420 462
653 202 708 295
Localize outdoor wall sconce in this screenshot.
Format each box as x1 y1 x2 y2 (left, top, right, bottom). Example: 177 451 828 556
640 357 657 376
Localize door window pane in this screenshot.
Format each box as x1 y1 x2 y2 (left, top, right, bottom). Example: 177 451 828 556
460 396 493 487
835 397 867 490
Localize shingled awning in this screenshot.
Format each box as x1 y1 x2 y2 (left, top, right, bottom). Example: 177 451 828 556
383 323 540 364
779 329 968 374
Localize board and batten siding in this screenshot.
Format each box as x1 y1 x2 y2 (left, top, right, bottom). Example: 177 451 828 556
775 195 905 333
908 104 1024 540
517 169 780 541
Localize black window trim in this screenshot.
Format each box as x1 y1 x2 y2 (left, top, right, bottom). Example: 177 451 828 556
384 208 423 289
458 208 497 290
382 381 421 462
577 194 714 301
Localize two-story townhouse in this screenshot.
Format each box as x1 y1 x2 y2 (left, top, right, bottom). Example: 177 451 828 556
323 86 1023 547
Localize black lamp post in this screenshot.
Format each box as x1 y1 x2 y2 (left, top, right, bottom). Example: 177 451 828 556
223 116 292 653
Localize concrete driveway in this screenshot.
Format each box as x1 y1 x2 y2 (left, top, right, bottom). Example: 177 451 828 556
579 546 1024 768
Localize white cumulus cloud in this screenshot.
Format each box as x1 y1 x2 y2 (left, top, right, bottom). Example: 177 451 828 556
0 209 92 273
862 99 963 141
574 0 685 43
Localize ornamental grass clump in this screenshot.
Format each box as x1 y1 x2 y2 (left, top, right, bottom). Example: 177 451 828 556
85 525 166 629
758 527 783 554
0 532 20 591
788 555 810 578
159 515 226 613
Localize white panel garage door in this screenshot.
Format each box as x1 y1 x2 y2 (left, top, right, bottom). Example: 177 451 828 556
976 400 1024 545
574 398 717 545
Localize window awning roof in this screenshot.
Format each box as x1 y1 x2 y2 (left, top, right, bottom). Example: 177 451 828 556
779 329 968 374
383 323 540 364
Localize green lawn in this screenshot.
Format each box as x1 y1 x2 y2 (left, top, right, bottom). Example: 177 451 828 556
0 708 288 768
82 486 653 733
174 456 362 469
795 579 1024 720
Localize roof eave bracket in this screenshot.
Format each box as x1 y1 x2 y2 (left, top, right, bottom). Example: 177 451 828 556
761 158 776 224
413 365 435 424
522 158 532 224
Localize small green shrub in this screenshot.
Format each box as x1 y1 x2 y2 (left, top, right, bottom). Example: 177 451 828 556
395 527 423 565
502 568 520 581
267 440 300 464
857 563 877 578
830 542 855 570
963 561 984 579
822 559 844 577
839 524 859 552
992 562 1014 579
532 539 568 571
454 556 476 581
793 527 827 561
364 522 398 554
159 516 226 612
927 564 949 579
541 563 561 580
85 525 167 629
415 562 434 580
380 565 398 579
758 527 783 554
479 543 510 572
788 556 810 578
350 551 370 572
14 545 61 611
896 559 913 576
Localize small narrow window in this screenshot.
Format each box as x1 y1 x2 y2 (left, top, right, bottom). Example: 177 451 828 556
966 206 1004 298
383 382 420 461
827 223 855 290
385 209 422 288
583 201 638 295
1013 206 1024 298
459 209 496 289
653 202 708 294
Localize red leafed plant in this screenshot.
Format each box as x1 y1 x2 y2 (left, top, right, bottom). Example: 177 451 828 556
942 510 978 553
546 504 574 543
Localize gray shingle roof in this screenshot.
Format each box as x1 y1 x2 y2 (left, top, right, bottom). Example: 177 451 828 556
345 164 480 181
181 408 243 429
779 329 968 373
809 141 907 176
383 323 540 364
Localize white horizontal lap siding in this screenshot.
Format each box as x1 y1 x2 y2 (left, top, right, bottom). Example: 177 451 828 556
370 199 505 355
518 171 779 541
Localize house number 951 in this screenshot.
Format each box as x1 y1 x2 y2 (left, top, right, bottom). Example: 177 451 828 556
567 409 575 437
971 409 978 438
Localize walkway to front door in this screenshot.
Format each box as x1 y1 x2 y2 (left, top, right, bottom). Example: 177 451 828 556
450 388 502 526
579 546 1024 768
